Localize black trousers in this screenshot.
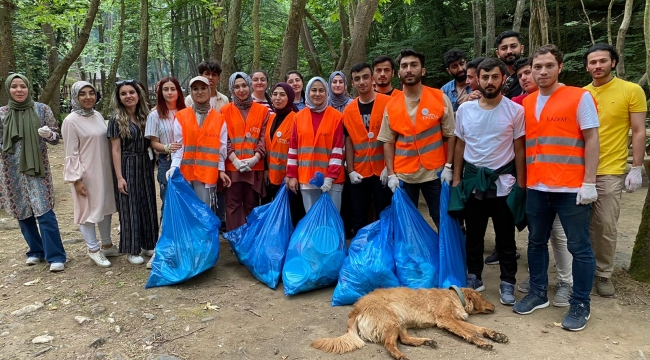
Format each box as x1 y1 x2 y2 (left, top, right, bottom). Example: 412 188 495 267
402 178 441 229
349 175 393 235
464 195 517 284
261 183 306 227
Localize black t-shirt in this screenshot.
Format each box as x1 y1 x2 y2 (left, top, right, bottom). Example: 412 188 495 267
503 72 523 99
344 99 375 136
375 88 395 96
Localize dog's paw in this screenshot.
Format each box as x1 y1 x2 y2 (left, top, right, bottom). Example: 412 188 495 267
491 332 508 343
478 343 493 351
423 339 438 348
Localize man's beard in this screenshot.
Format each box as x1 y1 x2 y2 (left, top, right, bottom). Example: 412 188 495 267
454 72 467 82
479 83 503 99
401 73 422 86
502 53 522 66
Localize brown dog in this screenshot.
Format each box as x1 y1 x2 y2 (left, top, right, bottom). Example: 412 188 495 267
311 287 507 360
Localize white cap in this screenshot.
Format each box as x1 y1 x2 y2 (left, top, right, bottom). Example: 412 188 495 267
189 76 210 87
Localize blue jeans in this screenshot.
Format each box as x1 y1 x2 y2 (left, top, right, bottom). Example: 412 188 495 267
157 155 172 215
526 189 595 305
18 209 67 264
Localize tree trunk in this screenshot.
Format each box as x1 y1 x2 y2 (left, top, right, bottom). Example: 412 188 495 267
220 0 242 95
98 14 107 104
513 0 525 33
0 0 16 105
99 0 125 115
528 0 549 52
485 0 495 55
555 0 561 48
629 187 650 282
608 0 615 45
580 0 595 46
472 0 483 57
210 0 226 62
272 0 307 84
190 6 202 64
182 6 198 77
38 0 100 107
305 10 339 64
138 0 149 94
201 7 210 61
252 0 261 69
616 0 634 80
300 18 322 77
41 23 61 116
342 0 381 77
336 0 351 71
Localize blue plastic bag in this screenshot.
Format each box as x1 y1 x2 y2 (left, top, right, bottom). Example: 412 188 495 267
392 187 439 289
282 192 346 296
438 181 466 288
332 206 399 306
146 169 220 288
223 185 294 289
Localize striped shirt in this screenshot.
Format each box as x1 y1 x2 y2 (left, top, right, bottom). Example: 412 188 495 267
145 109 177 145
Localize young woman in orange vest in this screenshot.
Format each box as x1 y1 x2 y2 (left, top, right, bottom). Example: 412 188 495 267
222 72 271 231
286 77 346 212
250 70 274 113
168 76 231 209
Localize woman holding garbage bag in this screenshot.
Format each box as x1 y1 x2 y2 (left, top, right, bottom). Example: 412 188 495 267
222 72 270 231
286 77 346 212
167 76 231 206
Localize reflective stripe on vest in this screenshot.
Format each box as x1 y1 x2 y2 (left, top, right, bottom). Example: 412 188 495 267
223 102 268 171
177 107 224 184
265 112 295 185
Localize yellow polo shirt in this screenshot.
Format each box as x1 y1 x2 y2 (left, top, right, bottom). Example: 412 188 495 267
584 77 647 175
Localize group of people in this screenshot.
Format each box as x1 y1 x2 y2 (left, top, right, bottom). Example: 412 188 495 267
0 29 646 333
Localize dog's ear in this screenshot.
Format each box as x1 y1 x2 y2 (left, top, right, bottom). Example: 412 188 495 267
464 297 474 313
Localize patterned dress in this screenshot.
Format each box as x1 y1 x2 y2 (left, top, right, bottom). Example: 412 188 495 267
107 118 159 255
0 103 59 220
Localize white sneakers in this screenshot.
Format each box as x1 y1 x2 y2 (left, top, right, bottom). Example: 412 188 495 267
25 257 44 266
49 263 65 272
88 250 111 268
140 249 155 257
126 254 145 265
26 256 63 272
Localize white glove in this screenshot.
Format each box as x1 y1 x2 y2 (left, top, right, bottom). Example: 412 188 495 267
349 171 364 184
380 167 388 186
387 174 399 193
37 126 52 139
625 166 643 193
576 183 598 205
242 156 259 169
231 157 251 172
440 166 453 184
321 177 334 192
166 166 178 180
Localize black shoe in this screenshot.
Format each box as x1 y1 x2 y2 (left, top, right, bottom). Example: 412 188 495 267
485 250 499 265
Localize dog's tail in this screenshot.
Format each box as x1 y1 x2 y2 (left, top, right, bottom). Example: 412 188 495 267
311 315 365 354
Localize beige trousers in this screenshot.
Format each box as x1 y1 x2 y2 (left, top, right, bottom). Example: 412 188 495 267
589 175 624 278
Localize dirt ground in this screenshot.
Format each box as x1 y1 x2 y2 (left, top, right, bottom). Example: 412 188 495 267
1 144 650 360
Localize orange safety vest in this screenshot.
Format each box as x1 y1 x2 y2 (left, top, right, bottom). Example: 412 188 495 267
387 86 447 173
222 102 269 171
343 94 391 177
265 112 296 185
523 86 594 188
295 107 346 184
391 89 402 97
177 108 225 185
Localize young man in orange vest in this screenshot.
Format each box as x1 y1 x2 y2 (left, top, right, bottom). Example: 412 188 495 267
378 49 456 229
372 55 401 97
583 43 647 297
343 63 393 235
513 45 600 332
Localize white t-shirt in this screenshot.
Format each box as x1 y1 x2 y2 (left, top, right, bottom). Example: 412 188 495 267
530 91 600 193
145 109 176 146
455 97 525 169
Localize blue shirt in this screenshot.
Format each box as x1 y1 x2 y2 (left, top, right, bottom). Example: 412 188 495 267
441 80 471 111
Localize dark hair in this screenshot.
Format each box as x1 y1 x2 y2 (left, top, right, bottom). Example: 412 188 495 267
583 43 619 67
443 49 466 68
466 57 486 71
477 58 507 77
351 62 373 77
372 55 396 71
397 49 426 68
513 57 532 74
250 69 272 104
532 44 564 65
155 76 186 119
284 70 304 82
495 30 522 48
198 60 223 76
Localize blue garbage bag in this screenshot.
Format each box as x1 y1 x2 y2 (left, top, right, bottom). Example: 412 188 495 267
223 185 294 289
331 206 399 306
392 187 439 289
146 169 220 288
439 181 466 288
282 192 346 296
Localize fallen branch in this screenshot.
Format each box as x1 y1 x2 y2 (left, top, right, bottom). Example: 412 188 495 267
244 307 261 317
153 327 206 344
637 296 648 305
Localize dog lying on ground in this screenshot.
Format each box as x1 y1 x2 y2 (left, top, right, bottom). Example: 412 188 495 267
311 287 507 360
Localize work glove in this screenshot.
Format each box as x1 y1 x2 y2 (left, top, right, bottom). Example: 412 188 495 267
37 126 52 139
165 166 178 180
380 167 388 186
242 156 259 169
576 183 598 205
625 166 643 193
349 171 364 184
440 166 453 184
321 177 334 192
387 174 399 193
231 157 251 172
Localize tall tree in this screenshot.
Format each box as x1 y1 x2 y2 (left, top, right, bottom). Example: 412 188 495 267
38 0 101 107
616 0 634 80
41 22 61 116
342 0 381 78
139 0 149 93
528 0 549 52
335 0 351 71
513 0 525 33
99 0 126 115
220 0 242 94
472 0 483 57
273 0 307 84
579 0 595 45
0 0 16 105
300 19 322 77
210 0 226 62
252 0 261 69
485 0 495 55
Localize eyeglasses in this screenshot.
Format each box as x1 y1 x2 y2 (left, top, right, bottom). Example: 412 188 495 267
116 79 135 86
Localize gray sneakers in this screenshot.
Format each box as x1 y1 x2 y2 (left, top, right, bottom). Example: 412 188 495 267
499 281 516 305
518 277 530 293
553 282 573 307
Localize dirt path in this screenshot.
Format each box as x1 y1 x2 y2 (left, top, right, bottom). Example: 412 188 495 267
1 144 649 360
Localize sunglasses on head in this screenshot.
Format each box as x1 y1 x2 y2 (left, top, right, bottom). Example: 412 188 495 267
116 79 136 86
